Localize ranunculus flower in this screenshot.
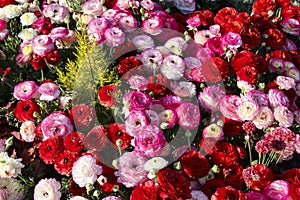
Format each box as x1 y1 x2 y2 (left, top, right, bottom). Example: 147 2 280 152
161 95 183 110
160 55 185 80
180 150 210 179
40 112 74 140
242 89 269 107
281 18 300 36
186 16 201 28
87 18 110 35
0 152 24 178
276 76 296 90
104 27 125 47
34 178 61 200
159 109 177 129
31 35 54 57
39 137 64 164
237 101 259 121
140 48 163 73
252 106 274 129
130 181 159 200
128 75 148 90
198 85 225 112
13 81 39 100
173 81 196 98
30 53 46 70
69 104 96 129
202 123 223 140
174 0 195 15
84 125 108 151
20 12 38 26
43 4 70 24
72 155 103 187
127 91 152 111
38 82 60 101
184 57 202 80
211 186 247 200
20 121 36 142
222 31 242 49
115 152 148 188
98 85 119 108
125 110 149 136
102 196 122 200
274 106 294 127
119 15 137 32
157 168 192 199
209 142 239 168
107 123 132 150
63 132 85 153
218 95 242 122
262 180 291 200
82 0 103 16
14 100 40 122
141 16 163 35
132 34 155 51
268 89 290 108
176 102 200 130
133 125 166 157
31 17 53 35
54 150 79 175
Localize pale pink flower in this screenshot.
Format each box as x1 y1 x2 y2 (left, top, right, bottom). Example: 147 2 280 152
268 89 290 108
222 32 242 49
194 30 213 45
13 81 39 100
252 106 274 129
218 95 242 121
72 155 103 187
242 90 269 107
119 15 137 32
237 101 259 121
276 76 296 90
274 106 294 127
141 16 163 35
104 27 125 47
87 18 110 35
82 0 103 16
198 85 225 112
202 123 223 140
141 0 155 10
160 55 185 80
184 57 202 80
34 178 61 200
128 75 148 90
132 34 154 50
43 4 69 24
31 35 54 57
20 121 36 142
38 82 60 102
125 110 149 137
262 180 291 200
140 48 163 73
173 81 196 98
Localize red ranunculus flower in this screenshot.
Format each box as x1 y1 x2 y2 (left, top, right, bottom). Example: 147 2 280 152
63 132 85 153
39 137 64 164
84 125 108 151
281 5 300 21
192 10 215 26
211 57 230 82
264 28 286 50
14 99 40 122
107 123 132 150
209 142 239 168
98 85 119 108
30 53 46 70
180 150 210 179
221 20 245 34
276 0 291 8
283 168 300 184
211 186 247 200
99 165 120 194
157 168 192 200
202 179 226 198
241 27 262 50
69 104 96 129
130 180 160 200
236 12 251 24
45 49 60 65
214 7 238 25
54 150 79 175
252 0 276 19
289 183 300 200
69 180 86 196
146 83 172 99
148 74 170 86
219 163 244 189
265 49 292 62
223 118 243 137
0 0 15 7
288 50 300 69
236 65 258 85
200 59 223 83
117 56 142 77
104 0 117 8
31 17 54 35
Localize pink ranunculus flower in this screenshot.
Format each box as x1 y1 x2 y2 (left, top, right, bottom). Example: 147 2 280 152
274 106 294 127
141 0 155 10
160 55 185 80
194 30 213 45
202 123 223 140
252 106 274 129
38 82 61 102
115 152 148 188
128 91 152 111
268 89 290 108
246 192 267 200
82 0 103 16
132 34 155 50
174 0 195 15
31 35 54 57
128 75 148 90
285 67 300 82
141 16 163 35
268 58 285 73
119 15 137 32
198 85 226 112
125 110 149 137
49 27 69 42
262 180 291 200
13 81 39 100
43 4 70 24
218 95 242 121
41 112 74 140
222 31 242 49
87 18 110 35
146 109 160 127
276 76 296 90
20 121 36 142
187 16 201 28
173 81 196 98
104 27 125 47
164 37 187 55
242 89 269 107
184 57 202 80
237 101 259 121
161 95 183 110
205 36 225 56
281 18 300 36
133 125 166 157
159 109 177 129
140 48 163 73
176 102 201 130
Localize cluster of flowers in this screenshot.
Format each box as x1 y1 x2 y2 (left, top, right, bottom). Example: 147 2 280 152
0 0 300 199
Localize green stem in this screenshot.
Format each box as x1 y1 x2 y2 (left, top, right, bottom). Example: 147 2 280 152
247 140 253 165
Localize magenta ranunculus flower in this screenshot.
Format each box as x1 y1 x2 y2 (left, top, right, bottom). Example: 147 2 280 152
128 75 148 90
198 85 225 112
159 109 177 129
82 0 103 16
268 89 290 108
38 82 60 102
222 31 242 49
141 16 163 35
133 125 166 157
237 101 259 121
246 192 267 200
104 27 125 47
268 58 285 73
115 152 148 188
87 18 110 35
187 16 201 28
274 106 294 127
31 35 54 57
140 48 163 73
252 106 274 129
184 57 202 80
160 55 185 80
176 102 200 130
262 180 291 200
281 18 300 36
128 91 152 111
41 112 74 140
218 95 242 121
161 95 183 110
13 81 39 100
125 110 149 137
119 15 137 32
43 4 70 24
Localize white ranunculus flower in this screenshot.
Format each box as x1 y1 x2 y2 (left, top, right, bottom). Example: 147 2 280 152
20 121 36 142
3 5 22 19
34 178 61 200
20 13 38 26
0 152 24 178
144 157 168 171
18 28 38 41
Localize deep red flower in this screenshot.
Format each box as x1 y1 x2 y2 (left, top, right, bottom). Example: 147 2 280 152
283 168 300 184
69 180 86 196
98 85 119 108
63 132 85 153
99 165 120 194
219 163 244 188
14 100 40 122
208 142 239 168
211 186 247 200
276 0 291 8
192 10 215 27
131 185 160 200
221 20 245 34
180 150 210 179
103 0 117 8
148 74 170 86
0 0 15 7
34 123 43 140
236 12 251 24
264 28 286 50
211 57 230 82
223 118 243 137
252 0 276 19
202 179 226 198
39 137 64 164
214 7 239 25
146 83 172 99
30 53 46 70
31 17 53 35
236 65 258 85
54 150 79 175
69 104 96 129
241 27 262 50
288 50 300 70
107 123 132 150
45 49 60 65
265 49 293 62
157 168 192 200
117 56 142 77
84 125 108 151
289 183 300 200
281 5 300 21
199 137 218 155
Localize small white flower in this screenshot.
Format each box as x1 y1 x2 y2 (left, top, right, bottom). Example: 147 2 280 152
144 157 168 171
18 28 38 41
34 178 61 200
20 121 36 142
0 152 24 178
3 5 22 19
20 13 38 26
